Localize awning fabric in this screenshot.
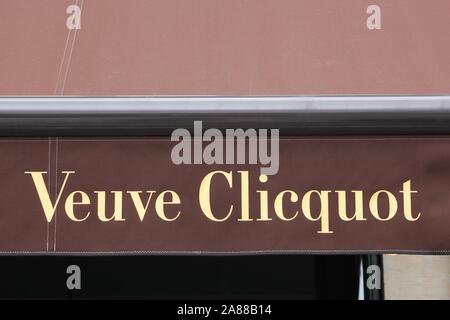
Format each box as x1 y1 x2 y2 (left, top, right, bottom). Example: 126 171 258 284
1 137 448 254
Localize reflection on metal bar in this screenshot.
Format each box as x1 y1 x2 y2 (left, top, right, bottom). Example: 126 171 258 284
0 96 450 136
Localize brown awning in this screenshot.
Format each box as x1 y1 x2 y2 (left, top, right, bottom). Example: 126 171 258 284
1 136 448 254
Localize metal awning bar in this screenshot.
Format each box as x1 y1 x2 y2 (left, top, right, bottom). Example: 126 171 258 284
0 96 449 135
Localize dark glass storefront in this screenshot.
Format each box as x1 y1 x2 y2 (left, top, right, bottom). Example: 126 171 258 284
0 255 367 300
